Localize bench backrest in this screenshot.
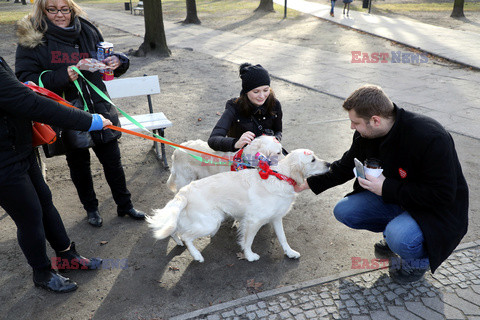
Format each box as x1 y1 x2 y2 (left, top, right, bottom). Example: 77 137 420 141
104 75 160 99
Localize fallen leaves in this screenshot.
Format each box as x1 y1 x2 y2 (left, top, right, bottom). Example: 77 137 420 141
246 278 263 294
168 266 180 272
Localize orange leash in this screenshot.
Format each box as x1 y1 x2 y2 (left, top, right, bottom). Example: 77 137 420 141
25 83 232 163
106 125 231 162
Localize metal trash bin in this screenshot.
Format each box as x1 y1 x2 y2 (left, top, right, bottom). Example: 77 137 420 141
124 2 130 10
362 0 369 9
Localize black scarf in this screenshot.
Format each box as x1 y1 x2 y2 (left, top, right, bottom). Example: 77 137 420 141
44 17 100 57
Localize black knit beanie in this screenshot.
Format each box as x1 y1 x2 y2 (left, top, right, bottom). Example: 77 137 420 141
239 63 270 94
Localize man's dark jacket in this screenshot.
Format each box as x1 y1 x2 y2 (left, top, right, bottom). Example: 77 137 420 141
208 97 282 152
0 57 92 169
15 16 128 144
307 105 469 273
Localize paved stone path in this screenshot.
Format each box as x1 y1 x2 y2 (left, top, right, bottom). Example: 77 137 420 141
274 0 480 70
172 241 480 319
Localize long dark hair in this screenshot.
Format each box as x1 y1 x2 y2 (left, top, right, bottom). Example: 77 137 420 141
235 88 277 117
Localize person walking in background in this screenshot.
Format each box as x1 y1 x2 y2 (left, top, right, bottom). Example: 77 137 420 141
208 63 283 153
343 0 352 16
330 0 336 17
295 84 468 284
15 0 145 227
0 56 110 293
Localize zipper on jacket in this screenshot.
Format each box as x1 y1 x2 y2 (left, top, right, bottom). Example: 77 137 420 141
83 79 96 113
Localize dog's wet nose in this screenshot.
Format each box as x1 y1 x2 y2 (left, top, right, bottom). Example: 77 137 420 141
326 162 332 169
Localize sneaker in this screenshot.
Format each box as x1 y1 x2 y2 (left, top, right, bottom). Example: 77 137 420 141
33 267 78 293
374 239 396 258
55 242 103 270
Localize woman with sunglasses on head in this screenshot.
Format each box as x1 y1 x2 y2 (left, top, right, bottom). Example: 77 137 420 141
208 63 283 153
15 0 145 228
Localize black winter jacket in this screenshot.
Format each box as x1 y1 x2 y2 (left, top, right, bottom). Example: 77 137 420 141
15 16 128 144
0 56 92 169
208 97 282 152
306 105 469 273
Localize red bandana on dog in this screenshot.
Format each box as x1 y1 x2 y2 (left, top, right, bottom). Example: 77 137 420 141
256 153 297 186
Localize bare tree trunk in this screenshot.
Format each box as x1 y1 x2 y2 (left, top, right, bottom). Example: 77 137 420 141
254 0 275 12
183 0 201 24
135 0 171 57
451 0 465 18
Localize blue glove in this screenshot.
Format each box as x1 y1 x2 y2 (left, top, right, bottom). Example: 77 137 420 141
88 114 104 131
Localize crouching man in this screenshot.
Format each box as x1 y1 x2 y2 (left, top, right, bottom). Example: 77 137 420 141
296 84 469 284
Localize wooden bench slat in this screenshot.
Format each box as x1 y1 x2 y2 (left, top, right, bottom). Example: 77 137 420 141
119 112 172 132
105 75 171 168
104 76 160 99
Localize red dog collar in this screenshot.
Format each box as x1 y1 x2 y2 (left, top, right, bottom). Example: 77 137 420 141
231 149 248 171
257 156 296 186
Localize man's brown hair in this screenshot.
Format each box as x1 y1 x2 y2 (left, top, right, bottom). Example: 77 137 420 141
342 85 394 120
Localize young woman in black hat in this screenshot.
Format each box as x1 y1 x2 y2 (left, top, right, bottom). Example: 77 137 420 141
208 63 283 152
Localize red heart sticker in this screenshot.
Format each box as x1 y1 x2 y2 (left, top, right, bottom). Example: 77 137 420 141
399 168 407 179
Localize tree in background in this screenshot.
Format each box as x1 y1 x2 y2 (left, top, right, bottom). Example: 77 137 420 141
451 0 465 18
135 0 171 57
183 0 201 24
255 0 275 12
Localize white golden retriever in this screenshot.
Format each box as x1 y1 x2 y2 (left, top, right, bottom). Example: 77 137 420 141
166 135 283 193
148 149 330 262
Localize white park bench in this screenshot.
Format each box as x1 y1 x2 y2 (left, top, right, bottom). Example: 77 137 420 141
133 1 144 15
104 75 172 168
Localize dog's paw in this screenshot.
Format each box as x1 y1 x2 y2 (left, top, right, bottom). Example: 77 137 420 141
285 249 301 259
193 254 204 263
245 252 260 262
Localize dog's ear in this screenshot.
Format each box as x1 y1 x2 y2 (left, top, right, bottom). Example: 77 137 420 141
286 151 306 184
246 138 263 155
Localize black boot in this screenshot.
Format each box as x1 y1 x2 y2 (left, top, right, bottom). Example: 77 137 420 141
33 266 77 293
117 208 145 220
374 239 396 258
389 257 428 284
55 242 102 270
87 210 103 227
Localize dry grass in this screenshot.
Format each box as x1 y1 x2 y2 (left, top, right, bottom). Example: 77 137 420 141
373 1 480 12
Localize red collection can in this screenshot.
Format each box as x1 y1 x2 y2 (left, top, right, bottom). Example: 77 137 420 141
96 42 115 81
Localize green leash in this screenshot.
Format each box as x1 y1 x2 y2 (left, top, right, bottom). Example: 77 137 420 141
71 67 231 165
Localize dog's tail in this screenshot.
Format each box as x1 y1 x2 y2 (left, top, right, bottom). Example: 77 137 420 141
146 193 187 239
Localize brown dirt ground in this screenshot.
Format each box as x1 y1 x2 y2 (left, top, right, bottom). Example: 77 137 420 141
0 1 479 319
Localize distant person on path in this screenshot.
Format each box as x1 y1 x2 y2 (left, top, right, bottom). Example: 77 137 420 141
15 0 146 227
330 0 336 17
208 63 283 153
0 56 110 293
295 84 469 284
343 0 352 16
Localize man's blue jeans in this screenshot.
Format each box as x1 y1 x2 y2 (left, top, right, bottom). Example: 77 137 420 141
333 191 429 269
